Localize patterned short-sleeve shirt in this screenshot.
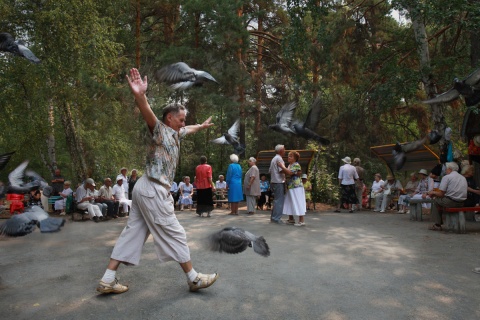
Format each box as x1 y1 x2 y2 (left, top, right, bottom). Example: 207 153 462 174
287 162 302 189
145 120 187 188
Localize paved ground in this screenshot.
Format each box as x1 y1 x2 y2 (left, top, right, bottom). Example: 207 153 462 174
1 205 480 320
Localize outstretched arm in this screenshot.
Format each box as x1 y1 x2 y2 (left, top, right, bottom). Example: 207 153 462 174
126 68 157 133
184 116 214 134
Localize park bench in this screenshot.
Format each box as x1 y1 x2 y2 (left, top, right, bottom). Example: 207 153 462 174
213 189 228 207
47 196 63 213
441 206 479 234
409 198 434 221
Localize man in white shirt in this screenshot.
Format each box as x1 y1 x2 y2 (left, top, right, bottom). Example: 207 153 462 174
335 156 359 213
215 175 227 189
116 167 129 200
98 178 120 218
112 177 132 216
76 178 104 222
269 144 287 223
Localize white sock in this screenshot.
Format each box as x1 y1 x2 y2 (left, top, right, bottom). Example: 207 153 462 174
101 269 116 283
186 268 198 282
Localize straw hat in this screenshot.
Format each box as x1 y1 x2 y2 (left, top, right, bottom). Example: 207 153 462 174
342 156 351 164
418 169 428 176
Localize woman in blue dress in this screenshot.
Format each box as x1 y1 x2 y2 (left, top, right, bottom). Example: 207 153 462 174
179 176 194 210
226 154 243 215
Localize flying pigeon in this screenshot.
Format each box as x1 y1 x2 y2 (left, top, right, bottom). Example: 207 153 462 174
6 161 48 194
0 151 15 172
268 102 297 135
155 62 218 90
208 227 270 257
292 97 330 144
423 68 480 107
0 206 66 237
211 119 245 155
392 130 441 170
0 32 41 64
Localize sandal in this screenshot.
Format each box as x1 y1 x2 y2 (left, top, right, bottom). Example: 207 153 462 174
428 224 442 231
334 209 341 213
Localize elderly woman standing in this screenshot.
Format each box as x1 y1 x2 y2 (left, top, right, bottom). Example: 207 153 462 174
226 154 243 215
278 151 306 226
195 156 216 217
244 157 261 214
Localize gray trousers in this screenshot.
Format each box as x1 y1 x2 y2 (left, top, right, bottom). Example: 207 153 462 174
431 197 465 225
271 183 285 222
246 195 257 213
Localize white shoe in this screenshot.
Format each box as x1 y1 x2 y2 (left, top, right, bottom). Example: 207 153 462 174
59 212 66 216
294 222 305 227
373 209 379 212
380 210 385 213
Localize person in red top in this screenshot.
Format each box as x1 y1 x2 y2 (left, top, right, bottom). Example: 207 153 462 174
195 156 216 217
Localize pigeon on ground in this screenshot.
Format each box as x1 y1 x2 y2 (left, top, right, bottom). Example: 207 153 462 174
0 32 41 64
292 97 330 145
155 62 218 90
268 102 297 135
211 119 245 155
207 226 270 257
423 68 480 107
0 206 66 237
6 161 48 194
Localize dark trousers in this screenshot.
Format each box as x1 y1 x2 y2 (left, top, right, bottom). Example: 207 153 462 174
102 200 120 217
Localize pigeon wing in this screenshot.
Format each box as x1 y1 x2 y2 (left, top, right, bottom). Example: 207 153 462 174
8 160 29 187
276 102 297 126
463 67 480 87
227 119 240 138
244 231 270 257
208 227 250 254
400 136 427 153
16 41 41 64
0 151 15 171
210 136 229 145
156 62 195 84
0 214 36 237
422 88 460 104
304 97 323 129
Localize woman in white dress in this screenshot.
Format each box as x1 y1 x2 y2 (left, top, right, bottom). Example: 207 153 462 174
278 151 306 226
55 181 73 215
179 176 194 210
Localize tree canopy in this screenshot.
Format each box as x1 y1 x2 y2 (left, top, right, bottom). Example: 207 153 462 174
1 0 478 203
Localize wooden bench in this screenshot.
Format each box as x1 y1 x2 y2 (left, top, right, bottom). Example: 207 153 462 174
442 207 479 234
213 189 228 207
47 196 63 213
409 198 434 221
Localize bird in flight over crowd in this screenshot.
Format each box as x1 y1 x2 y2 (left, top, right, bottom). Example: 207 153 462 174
155 62 218 90
4 160 47 195
268 98 330 145
392 130 441 170
207 226 270 257
211 119 245 155
423 67 480 107
0 32 41 64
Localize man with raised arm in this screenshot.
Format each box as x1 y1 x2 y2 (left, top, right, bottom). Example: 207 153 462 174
96 68 218 294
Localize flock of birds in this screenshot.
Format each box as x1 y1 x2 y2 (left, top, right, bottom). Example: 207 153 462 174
0 153 66 237
2 31 480 255
0 152 268 258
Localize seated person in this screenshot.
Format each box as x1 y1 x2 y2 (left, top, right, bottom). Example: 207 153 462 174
427 162 467 231
461 164 480 207
301 174 312 210
397 172 419 213
98 178 120 219
257 174 271 210
170 181 179 207
374 175 402 213
54 181 73 215
370 173 384 209
112 177 132 215
76 178 104 222
179 176 194 211
29 189 43 207
408 169 435 210
215 175 227 207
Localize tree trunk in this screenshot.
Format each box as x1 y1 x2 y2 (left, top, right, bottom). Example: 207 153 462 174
409 6 446 139
237 6 246 158
254 10 264 152
59 101 87 182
